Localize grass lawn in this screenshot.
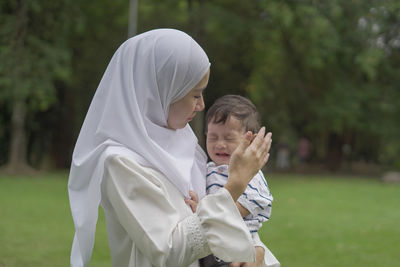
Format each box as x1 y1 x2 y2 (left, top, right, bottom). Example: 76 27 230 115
0 172 399 266
260 174 400 267
0 172 110 267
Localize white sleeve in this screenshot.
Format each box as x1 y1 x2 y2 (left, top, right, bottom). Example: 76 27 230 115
104 155 255 267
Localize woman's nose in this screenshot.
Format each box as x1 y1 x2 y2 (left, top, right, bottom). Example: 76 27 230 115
195 95 205 111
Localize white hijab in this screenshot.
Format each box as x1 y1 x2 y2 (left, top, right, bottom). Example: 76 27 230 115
68 29 210 267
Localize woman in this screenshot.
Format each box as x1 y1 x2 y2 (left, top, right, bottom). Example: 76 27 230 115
68 29 272 267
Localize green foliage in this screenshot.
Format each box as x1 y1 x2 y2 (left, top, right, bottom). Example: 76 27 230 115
0 0 76 166
1 0 399 169
0 0 72 109
140 0 188 30
246 0 400 168
67 0 129 126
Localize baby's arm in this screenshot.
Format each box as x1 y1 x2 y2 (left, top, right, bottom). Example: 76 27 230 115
237 172 273 225
236 202 250 218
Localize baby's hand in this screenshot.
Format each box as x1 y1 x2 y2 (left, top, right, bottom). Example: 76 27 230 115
184 190 198 213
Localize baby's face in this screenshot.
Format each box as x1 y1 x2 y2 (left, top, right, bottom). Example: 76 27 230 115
206 116 245 166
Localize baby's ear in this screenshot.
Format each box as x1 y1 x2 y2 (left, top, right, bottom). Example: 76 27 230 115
246 131 253 139
243 131 253 143
251 133 257 142
236 131 253 153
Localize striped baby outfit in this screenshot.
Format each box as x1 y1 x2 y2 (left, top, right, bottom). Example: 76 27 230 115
206 162 273 233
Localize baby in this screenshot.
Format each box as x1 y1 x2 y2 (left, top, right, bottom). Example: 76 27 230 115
188 95 279 267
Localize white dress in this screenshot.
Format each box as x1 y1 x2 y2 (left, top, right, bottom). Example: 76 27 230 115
100 154 256 267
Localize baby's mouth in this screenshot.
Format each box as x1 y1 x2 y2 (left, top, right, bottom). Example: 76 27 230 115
216 152 230 157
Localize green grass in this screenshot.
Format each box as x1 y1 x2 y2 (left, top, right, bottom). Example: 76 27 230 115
260 174 400 267
0 173 399 266
0 172 110 267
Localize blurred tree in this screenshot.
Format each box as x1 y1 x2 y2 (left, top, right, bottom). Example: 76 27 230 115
247 0 400 170
128 0 139 37
200 0 261 104
0 0 73 172
2 0 398 172
53 0 128 168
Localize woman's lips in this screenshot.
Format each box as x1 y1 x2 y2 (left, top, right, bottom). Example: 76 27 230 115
188 114 196 121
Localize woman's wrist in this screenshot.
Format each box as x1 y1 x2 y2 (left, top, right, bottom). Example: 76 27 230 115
255 246 265 264
224 176 247 201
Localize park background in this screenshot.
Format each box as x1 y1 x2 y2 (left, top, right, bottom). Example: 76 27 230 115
0 0 399 266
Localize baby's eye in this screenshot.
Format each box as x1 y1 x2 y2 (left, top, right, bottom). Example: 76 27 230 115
194 95 201 99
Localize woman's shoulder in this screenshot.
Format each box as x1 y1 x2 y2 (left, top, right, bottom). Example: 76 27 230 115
104 153 136 168
104 152 161 177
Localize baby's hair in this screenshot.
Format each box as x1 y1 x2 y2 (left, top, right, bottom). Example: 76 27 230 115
205 95 261 133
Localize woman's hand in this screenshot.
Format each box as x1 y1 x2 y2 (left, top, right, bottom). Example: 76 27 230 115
229 246 265 267
225 127 272 201
229 263 261 267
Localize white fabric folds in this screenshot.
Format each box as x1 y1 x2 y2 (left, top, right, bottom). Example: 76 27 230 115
103 154 255 266
68 29 210 267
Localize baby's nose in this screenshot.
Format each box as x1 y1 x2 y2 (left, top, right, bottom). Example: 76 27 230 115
215 141 226 148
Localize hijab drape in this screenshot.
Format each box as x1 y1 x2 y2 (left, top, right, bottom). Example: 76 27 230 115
68 29 210 267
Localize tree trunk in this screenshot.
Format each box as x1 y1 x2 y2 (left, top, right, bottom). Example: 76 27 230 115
1 0 34 174
325 133 343 171
128 0 139 38
4 98 33 173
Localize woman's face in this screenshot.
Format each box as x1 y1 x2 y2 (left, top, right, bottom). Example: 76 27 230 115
167 69 210 130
